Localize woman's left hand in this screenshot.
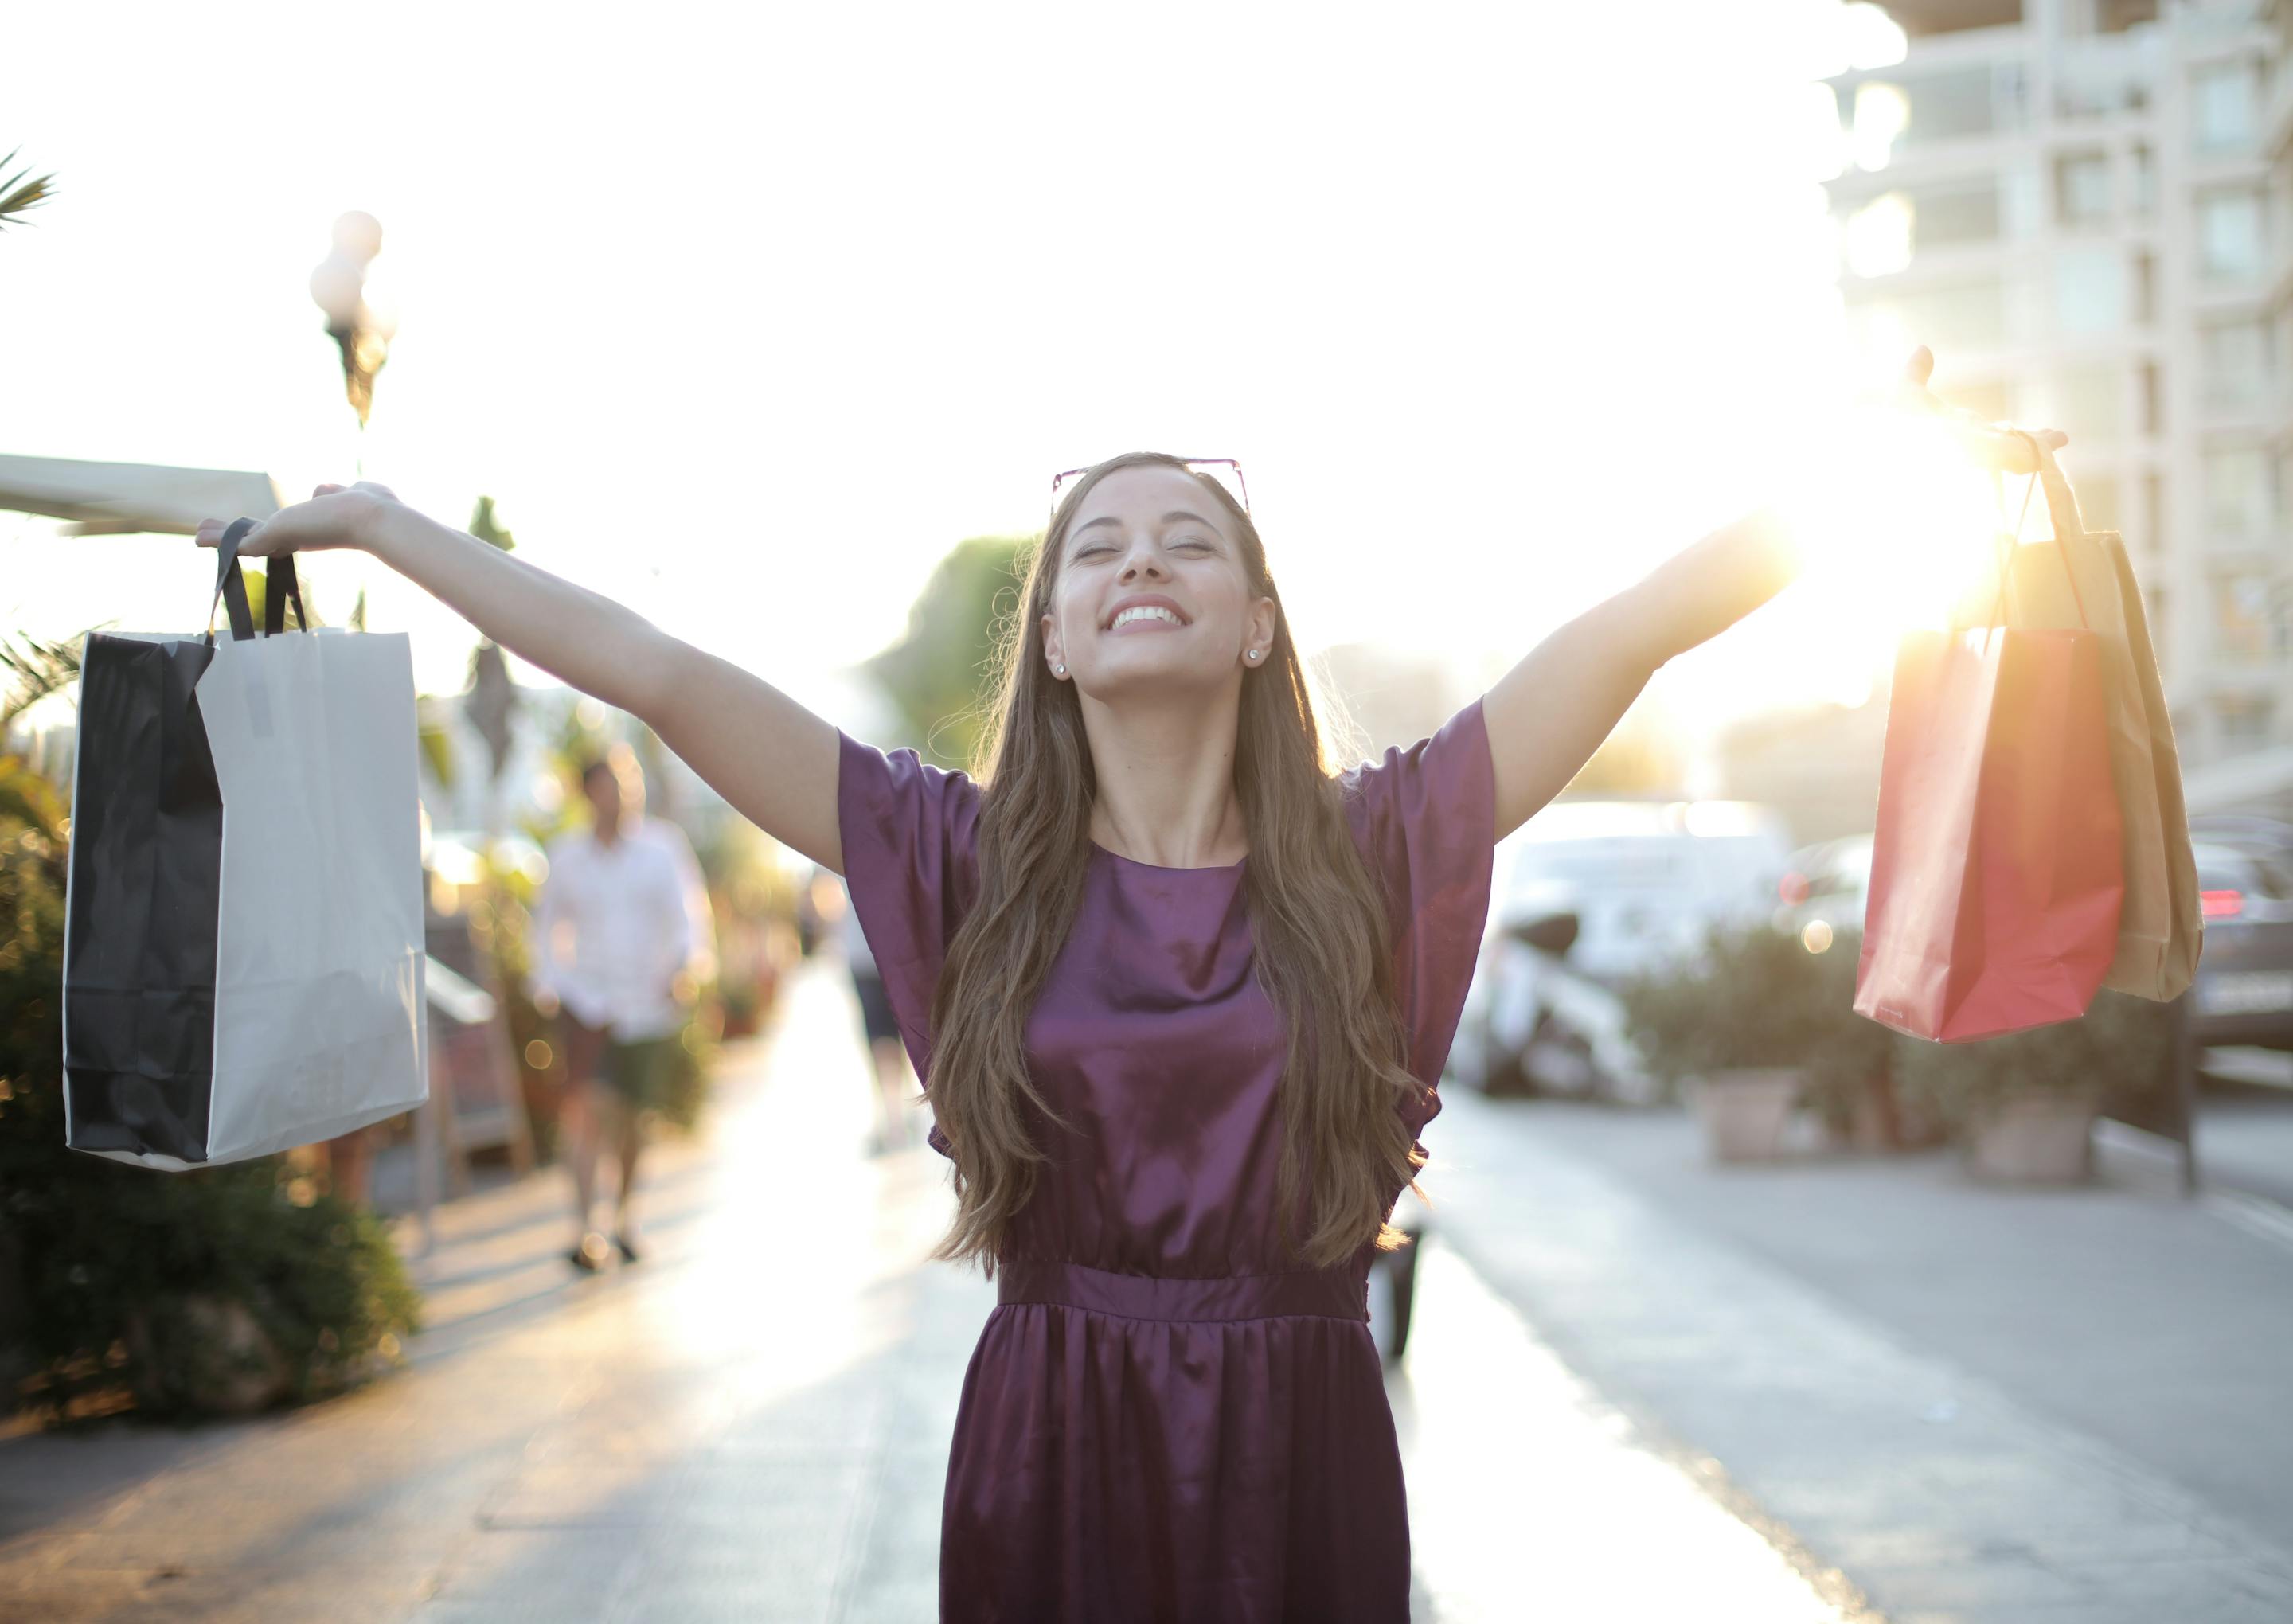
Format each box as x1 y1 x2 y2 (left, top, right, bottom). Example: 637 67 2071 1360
1896 345 2068 474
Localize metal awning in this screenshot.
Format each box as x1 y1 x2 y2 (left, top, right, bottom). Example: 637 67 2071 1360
0 453 282 537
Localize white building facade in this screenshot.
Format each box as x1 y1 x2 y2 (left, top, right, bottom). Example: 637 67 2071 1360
1824 0 2291 795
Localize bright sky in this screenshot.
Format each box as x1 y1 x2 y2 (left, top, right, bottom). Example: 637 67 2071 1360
2 2 1919 739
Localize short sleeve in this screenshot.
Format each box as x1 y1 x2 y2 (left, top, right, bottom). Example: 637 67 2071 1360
837 732 983 1158
1339 699 1497 1140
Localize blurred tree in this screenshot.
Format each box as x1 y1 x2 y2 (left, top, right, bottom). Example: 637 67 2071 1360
866 534 1032 769
0 149 56 232
467 495 515 555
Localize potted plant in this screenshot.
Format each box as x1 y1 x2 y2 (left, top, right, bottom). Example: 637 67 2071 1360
1798 931 1940 1151
1623 924 1827 1162
1893 990 2175 1182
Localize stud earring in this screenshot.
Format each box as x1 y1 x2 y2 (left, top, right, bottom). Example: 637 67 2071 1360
1246 649 1262 662
1053 663 1066 677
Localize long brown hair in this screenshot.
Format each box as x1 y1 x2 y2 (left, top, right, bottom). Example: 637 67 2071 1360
924 452 1426 1276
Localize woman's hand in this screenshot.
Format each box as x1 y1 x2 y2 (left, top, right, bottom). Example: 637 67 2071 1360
1896 345 2067 474
193 481 401 557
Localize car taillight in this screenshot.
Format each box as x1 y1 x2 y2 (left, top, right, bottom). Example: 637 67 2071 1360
2201 889 2244 919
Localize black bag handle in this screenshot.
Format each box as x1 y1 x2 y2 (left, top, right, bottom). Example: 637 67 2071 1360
205 518 309 646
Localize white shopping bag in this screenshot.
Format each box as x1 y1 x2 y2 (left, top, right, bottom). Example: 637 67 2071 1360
62 525 428 1168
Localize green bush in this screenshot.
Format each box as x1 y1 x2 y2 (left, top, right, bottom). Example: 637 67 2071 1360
0 754 421 1423
1623 923 1835 1083
1799 931 1897 1135
1893 989 2177 1135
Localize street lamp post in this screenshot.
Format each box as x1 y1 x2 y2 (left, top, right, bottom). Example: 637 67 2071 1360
308 210 396 464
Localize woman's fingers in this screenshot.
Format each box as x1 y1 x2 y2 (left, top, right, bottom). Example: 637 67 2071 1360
1958 421 2069 474
193 482 382 553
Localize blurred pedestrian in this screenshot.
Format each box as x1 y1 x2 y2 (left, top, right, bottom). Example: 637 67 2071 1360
529 746 714 1271
201 348 2062 1621
837 880 915 1154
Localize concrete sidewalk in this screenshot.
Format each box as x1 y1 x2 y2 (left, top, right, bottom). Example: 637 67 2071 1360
0 963 1869 1622
1420 1089 2293 1623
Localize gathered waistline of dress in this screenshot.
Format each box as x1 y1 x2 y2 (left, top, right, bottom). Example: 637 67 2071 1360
994 1258 1368 1324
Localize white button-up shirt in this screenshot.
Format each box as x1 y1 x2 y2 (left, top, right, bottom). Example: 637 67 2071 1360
530 817 716 1042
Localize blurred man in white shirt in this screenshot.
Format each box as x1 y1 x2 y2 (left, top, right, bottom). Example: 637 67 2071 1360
530 746 714 1270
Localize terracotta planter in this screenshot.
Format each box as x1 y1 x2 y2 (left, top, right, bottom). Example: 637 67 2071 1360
1689 1068 1802 1163
1968 1091 2098 1183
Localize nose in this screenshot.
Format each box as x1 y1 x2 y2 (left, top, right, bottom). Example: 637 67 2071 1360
1119 544 1168 583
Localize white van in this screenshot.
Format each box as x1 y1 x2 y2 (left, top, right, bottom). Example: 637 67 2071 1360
1458 799 1794 1103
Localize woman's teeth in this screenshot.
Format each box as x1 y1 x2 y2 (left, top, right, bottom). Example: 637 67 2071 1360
1111 607 1182 629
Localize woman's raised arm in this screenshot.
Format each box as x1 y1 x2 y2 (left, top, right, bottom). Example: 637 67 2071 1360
197 485 846 871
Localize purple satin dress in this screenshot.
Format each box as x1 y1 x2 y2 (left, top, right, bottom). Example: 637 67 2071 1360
837 701 1494 1623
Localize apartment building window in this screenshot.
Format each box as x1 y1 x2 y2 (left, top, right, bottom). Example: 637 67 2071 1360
2031 365 2127 443
1856 280 2008 355
2143 472 2163 553
2077 475 2123 534
2199 189 2267 279
1869 65 2016 155
2141 361 2162 436
2131 145 2154 217
2201 319 2274 407
2213 576 2272 663
1850 181 2005 276
2204 446 2275 538
2095 0 2158 33
2056 153 2112 227
2055 247 2128 334
1918 182 2002 248
2193 61 2260 154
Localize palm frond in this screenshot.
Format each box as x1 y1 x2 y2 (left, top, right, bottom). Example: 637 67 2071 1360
0 632 87 731
0 148 57 230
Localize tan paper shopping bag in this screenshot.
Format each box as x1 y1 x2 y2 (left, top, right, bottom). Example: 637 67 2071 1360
1962 446 2201 1001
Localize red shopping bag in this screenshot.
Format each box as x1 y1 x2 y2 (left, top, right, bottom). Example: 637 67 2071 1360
1854 541 2125 1041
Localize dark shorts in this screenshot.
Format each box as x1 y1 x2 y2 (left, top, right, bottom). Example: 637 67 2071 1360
851 968 900 1044
558 1010 675 1111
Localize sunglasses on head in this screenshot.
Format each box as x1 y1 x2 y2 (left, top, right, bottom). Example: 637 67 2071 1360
1049 458 1248 529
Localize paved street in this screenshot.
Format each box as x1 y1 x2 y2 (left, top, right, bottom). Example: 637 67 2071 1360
0 962 1857 1622
1424 1090 2293 1623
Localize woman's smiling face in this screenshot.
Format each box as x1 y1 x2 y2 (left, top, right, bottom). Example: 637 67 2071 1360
1041 464 1277 699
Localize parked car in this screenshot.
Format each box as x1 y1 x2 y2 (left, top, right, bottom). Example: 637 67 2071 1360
1457 799 1793 1102
1775 835 1874 939
2188 837 2293 1049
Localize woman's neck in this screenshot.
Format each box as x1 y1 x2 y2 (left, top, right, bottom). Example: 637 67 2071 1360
1080 690 1248 869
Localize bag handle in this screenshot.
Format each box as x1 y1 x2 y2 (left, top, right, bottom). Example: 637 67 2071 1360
205 519 310 646
1978 430 2091 637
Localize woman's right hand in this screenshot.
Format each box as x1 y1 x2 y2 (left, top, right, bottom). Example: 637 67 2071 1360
193 481 402 558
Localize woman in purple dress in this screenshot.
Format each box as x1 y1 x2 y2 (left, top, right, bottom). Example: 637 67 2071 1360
199 353 2063 1621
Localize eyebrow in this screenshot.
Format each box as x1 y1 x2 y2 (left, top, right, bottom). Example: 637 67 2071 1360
1072 509 1224 539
